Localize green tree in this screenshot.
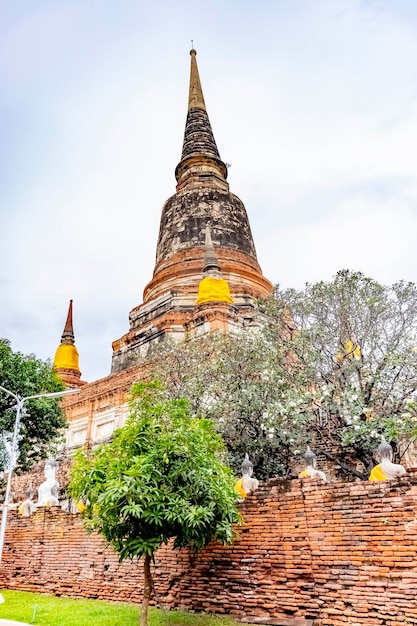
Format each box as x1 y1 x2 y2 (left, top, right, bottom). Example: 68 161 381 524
149 331 312 479
68 382 241 626
0 339 66 473
262 270 417 476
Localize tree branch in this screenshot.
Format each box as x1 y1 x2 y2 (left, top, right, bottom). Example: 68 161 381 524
317 449 368 480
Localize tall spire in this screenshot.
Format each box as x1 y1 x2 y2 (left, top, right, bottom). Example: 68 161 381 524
148 48 271 294
61 299 75 345
178 48 224 172
188 48 206 112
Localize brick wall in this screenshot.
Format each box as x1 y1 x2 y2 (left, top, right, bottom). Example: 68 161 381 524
2 473 417 626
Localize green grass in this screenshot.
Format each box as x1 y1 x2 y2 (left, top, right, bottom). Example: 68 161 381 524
0 590 243 625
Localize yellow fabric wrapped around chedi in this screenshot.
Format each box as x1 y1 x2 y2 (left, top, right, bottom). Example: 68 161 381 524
196 277 233 305
53 343 80 370
336 339 361 362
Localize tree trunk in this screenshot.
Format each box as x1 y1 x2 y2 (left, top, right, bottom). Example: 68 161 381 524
140 553 153 626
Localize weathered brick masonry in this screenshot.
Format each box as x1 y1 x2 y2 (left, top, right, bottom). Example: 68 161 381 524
2 473 417 625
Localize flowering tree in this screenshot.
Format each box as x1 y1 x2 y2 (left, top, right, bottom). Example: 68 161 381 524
262 270 417 476
151 271 417 480
150 331 313 479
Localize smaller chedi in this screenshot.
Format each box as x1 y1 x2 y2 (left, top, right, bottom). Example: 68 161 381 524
299 446 327 481
37 458 60 506
234 453 259 498
196 225 233 306
369 435 406 481
53 300 86 388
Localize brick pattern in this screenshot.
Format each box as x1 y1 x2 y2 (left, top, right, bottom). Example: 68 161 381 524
2 474 417 625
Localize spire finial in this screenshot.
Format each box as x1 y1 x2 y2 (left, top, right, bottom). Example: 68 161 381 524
203 224 220 274
61 299 75 345
188 45 206 112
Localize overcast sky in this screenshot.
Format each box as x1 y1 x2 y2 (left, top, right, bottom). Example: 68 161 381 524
1 0 417 383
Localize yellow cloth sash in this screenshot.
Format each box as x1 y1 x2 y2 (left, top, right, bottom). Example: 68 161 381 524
299 469 310 478
234 477 247 498
369 464 387 481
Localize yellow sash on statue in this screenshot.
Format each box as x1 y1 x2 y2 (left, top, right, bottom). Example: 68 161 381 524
234 478 247 498
299 469 310 478
369 464 387 481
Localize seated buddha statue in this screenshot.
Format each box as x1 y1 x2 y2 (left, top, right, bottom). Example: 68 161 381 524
299 446 327 481
37 458 60 506
369 436 406 481
235 453 259 498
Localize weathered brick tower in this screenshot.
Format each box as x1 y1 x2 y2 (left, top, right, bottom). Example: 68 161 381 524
59 50 273 449
111 49 273 372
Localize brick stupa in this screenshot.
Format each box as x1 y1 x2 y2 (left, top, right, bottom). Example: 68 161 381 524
111 48 272 372
60 49 273 448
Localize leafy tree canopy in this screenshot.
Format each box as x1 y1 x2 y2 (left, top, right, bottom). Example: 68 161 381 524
150 271 417 480
68 382 241 626
0 339 66 472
